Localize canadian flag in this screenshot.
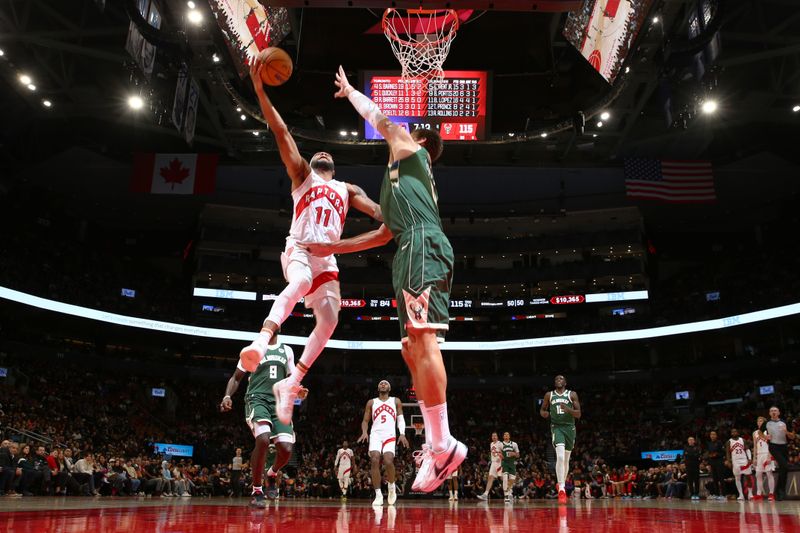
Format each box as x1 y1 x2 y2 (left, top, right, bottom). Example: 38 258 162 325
131 153 218 194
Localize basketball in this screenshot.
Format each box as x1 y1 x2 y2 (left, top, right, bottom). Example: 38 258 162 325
258 47 293 87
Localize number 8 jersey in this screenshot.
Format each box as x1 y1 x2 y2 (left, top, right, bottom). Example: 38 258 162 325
290 171 350 244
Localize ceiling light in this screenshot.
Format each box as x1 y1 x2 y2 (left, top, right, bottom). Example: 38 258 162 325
252 131 260 136
19 74 32 85
42 99 52 108
792 105 800 113
187 1 196 8
27 84 36 91
339 130 347 136
600 111 610 120
540 132 548 138
240 114 246 121
596 121 603 128
701 100 718 114
0 49 5 57
236 106 241 112
187 9 203 25
508 132 515 137
592 133 598 138
212 53 220 63
350 131 358 136
652 16 660 23
625 66 630 74
128 95 144 110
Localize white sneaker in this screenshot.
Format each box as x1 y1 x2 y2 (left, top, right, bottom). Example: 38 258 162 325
372 492 384 506
737 495 745 501
448 494 455 501
476 493 489 501
239 337 268 372
273 377 301 425
454 492 458 501
412 437 467 493
387 485 397 505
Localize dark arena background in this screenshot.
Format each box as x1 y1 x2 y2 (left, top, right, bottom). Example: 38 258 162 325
1 1 799 531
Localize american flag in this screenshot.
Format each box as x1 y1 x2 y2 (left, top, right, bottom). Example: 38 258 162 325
624 159 715 203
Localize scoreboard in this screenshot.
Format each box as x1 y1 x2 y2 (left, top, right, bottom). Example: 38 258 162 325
362 70 490 141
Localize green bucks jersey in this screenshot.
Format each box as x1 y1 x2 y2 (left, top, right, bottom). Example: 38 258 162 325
380 147 444 242
501 441 519 467
237 343 293 397
549 389 575 427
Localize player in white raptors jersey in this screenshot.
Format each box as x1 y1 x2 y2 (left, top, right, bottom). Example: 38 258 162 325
359 380 409 506
477 432 504 500
334 441 355 500
752 416 776 501
726 427 752 500
239 54 382 426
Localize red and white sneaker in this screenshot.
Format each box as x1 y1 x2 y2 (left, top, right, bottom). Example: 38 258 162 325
239 338 268 373
753 494 763 501
273 378 301 424
411 437 467 493
558 489 568 504
767 494 775 502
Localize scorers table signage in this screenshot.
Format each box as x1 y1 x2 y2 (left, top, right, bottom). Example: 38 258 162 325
362 70 489 141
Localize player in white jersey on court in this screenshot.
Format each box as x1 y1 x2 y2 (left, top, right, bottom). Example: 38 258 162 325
477 432 504 500
334 440 355 500
239 53 382 425
358 380 409 506
752 416 776 501
726 427 752 500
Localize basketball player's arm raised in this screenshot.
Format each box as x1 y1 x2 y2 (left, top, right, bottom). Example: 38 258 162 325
298 224 393 257
334 66 420 162
346 183 382 221
539 391 551 419
358 400 372 443
250 60 311 189
220 368 247 412
565 391 581 419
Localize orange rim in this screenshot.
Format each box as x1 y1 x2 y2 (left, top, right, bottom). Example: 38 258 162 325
382 8 460 48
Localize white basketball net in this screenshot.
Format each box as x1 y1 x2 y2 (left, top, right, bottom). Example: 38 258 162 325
382 9 459 88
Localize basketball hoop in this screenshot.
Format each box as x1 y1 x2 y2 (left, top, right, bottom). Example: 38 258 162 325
413 420 425 437
382 8 460 89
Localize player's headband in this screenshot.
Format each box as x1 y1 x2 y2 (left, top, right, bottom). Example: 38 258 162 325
378 380 391 389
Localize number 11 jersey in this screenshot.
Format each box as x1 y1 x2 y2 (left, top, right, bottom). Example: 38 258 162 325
289 171 350 244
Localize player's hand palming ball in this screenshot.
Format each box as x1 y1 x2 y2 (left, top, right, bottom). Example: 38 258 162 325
256 47 293 86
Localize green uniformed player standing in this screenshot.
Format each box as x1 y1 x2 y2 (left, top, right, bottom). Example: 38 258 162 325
220 332 307 507
300 66 466 493
540 374 581 504
500 432 520 503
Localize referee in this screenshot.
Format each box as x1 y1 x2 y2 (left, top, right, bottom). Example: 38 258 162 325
762 406 796 501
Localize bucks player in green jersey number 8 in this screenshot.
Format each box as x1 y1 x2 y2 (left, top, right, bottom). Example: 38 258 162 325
300 65 465 493
540 375 581 504
220 332 308 507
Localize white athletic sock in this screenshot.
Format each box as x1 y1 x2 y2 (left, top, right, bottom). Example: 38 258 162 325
555 444 566 489
756 473 764 496
417 400 432 447
564 450 572 485
423 402 452 452
375 488 382 497
767 471 775 494
389 482 395 490
734 474 744 498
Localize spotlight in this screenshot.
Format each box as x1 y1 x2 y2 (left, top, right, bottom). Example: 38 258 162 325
42 99 52 108
252 131 260 136
625 66 631 74
592 133 598 138
212 53 220 63
27 84 36 91
128 95 144 110
187 1 196 7
701 100 718 114
236 107 242 112
540 132 548 138
338 130 347 136
0 49 4 57
793 105 800 113
240 114 246 121
187 9 203 25
600 111 610 120
507 132 515 137
350 131 358 136
596 121 603 128
652 16 660 23
19 74 32 85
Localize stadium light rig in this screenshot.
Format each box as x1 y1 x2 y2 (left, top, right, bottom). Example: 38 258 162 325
187 9 203 25
600 111 610 121
701 100 718 114
793 105 800 113
19 73 32 85
128 95 145 110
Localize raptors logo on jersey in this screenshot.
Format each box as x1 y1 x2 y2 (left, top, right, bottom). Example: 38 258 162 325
729 437 748 462
371 397 397 433
289 171 349 244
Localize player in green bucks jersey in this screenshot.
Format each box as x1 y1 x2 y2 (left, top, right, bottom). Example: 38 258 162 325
301 66 465 493
220 332 308 507
500 432 520 503
540 375 581 504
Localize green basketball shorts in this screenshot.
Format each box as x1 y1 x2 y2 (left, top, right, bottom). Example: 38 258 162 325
551 425 576 452
244 394 295 443
392 228 454 341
